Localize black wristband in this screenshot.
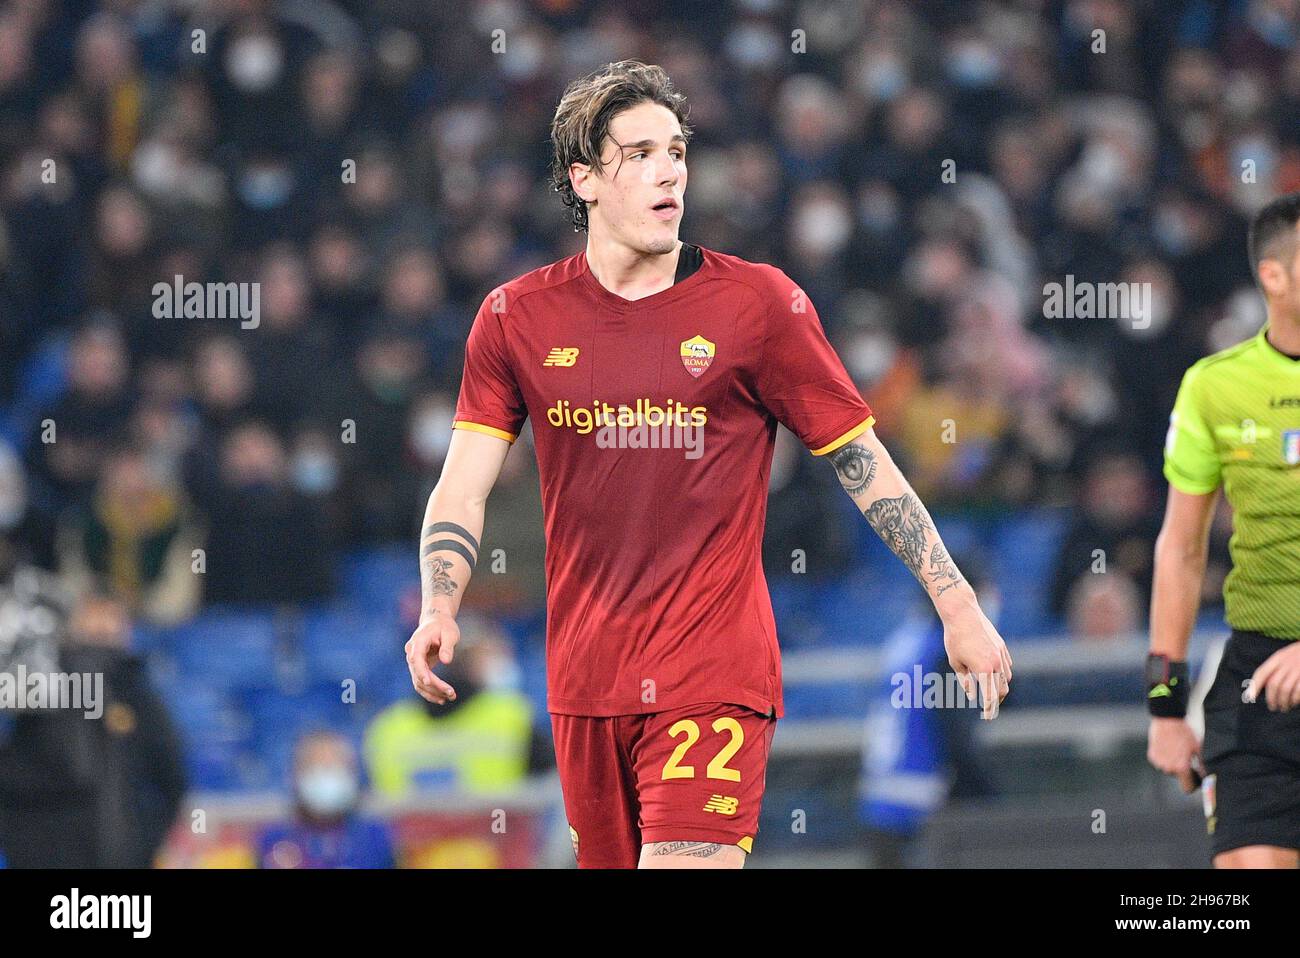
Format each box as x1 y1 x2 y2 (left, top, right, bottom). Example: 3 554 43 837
1146 653 1190 718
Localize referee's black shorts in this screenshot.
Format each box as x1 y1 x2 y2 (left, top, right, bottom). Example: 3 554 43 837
1200 629 1300 857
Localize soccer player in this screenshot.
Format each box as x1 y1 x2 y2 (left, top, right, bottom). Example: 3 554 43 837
1148 192 1300 869
405 60 1012 869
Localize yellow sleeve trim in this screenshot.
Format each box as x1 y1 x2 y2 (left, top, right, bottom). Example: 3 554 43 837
737 836 753 853
810 415 875 456
452 420 517 444
1162 460 1220 496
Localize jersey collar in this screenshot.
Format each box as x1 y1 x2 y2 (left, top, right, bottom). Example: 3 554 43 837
1259 324 1300 370
578 244 711 312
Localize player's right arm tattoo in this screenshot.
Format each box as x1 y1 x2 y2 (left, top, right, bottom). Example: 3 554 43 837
419 521 480 615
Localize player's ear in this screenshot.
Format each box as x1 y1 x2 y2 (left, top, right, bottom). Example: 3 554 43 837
1258 258 1287 298
570 163 595 204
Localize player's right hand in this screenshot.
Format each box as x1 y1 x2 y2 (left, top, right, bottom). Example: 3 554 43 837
405 612 461 705
1147 717 1201 793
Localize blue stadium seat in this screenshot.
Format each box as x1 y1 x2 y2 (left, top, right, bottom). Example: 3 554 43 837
186 740 250 791
992 509 1070 638
781 681 872 719
240 682 365 759
165 606 281 690
299 602 404 685
340 547 420 620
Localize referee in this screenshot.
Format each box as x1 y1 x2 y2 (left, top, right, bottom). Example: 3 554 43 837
1147 192 1300 868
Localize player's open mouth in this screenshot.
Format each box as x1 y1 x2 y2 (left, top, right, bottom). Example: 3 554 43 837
650 197 679 219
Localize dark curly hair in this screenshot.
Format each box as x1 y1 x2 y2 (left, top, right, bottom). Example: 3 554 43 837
549 60 692 233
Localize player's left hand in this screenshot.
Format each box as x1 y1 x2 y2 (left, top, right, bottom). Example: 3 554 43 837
1248 641 1300 712
941 600 1013 720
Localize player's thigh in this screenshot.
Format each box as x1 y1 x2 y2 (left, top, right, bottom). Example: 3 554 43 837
1214 845 1300 869
631 702 777 869
550 712 640 868
638 840 747 869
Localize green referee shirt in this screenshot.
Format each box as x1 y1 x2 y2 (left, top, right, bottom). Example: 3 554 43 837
1163 324 1300 640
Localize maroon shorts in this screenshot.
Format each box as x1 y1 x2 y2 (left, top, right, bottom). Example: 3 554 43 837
550 701 778 868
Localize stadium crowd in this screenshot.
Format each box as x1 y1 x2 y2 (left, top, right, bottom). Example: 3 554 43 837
3 0 1290 631
1 1 1298 860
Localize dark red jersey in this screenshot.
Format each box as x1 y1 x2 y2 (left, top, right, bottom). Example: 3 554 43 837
453 246 874 718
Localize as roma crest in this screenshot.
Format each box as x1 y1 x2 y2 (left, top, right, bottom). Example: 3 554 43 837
680 334 715 378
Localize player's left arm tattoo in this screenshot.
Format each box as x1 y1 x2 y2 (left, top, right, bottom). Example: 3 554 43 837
829 441 877 496
927 542 963 596
863 493 933 580
823 434 967 601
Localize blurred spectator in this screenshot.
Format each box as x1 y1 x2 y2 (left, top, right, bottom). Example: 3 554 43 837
0 587 186 867
0 439 57 571
257 730 396 869
364 615 537 797
25 317 133 507
1049 449 1160 618
56 445 201 625
332 328 433 544
1065 570 1143 642
248 243 333 432
3 0 1291 602
199 421 333 605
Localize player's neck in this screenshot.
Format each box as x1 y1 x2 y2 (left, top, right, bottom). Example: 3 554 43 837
1264 308 1300 359
584 232 682 302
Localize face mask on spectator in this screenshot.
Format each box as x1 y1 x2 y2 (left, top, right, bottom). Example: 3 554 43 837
296 765 359 819
858 186 900 235
226 33 283 93
411 409 454 463
1152 205 1194 256
1116 288 1173 340
946 42 1001 88
1231 136 1276 183
793 199 852 257
844 331 897 386
858 56 907 101
291 450 339 496
238 164 294 210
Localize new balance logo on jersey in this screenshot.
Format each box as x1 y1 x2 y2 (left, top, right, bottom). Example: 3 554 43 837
543 347 580 367
702 794 739 815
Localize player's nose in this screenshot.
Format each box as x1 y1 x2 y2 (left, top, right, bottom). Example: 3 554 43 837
657 155 679 187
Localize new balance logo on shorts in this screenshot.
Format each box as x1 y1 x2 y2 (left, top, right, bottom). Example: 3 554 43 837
703 794 739 815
